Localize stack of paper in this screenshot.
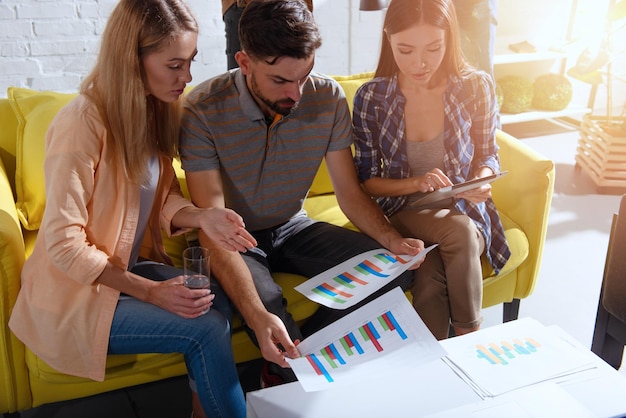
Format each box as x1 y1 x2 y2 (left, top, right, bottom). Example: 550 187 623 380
441 317 597 397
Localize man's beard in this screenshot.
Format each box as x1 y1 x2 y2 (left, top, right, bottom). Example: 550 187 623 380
250 74 299 116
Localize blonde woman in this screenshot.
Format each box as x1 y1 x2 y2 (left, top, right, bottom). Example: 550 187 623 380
9 1 256 416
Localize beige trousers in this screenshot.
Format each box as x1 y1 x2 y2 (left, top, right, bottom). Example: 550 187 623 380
390 207 485 340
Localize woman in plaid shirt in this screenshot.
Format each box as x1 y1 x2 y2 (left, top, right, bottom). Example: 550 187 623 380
352 0 510 340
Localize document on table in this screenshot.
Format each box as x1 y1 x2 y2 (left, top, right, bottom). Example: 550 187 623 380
295 244 437 309
441 317 597 398
286 287 447 392
423 382 595 418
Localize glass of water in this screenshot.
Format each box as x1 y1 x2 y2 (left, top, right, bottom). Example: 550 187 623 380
183 246 210 313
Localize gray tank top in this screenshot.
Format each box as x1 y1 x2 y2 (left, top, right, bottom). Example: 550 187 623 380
128 155 160 269
405 132 452 208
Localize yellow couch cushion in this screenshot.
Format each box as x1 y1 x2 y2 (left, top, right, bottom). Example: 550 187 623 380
308 73 374 197
7 87 76 230
481 212 528 280
332 72 374 114
25 347 187 407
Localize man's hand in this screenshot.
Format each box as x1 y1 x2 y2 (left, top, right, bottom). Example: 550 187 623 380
197 207 257 252
251 312 301 367
387 237 426 270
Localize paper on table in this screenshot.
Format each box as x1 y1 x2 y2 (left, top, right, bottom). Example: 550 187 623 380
247 358 481 418
423 382 595 418
442 317 596 398
286 287 447 392
295 244 437 309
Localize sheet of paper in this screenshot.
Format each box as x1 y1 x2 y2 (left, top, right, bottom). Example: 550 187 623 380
286 287 447 392
543 325 626 418
247 357 481 418
295 244 437 309
423 382 595 418
442 317 596 397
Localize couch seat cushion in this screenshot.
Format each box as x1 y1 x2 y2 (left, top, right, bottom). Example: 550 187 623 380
482 212 529 283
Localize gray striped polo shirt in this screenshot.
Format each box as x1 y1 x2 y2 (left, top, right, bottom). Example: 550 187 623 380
180 69 352 232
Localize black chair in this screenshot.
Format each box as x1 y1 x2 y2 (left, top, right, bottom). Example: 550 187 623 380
591 194 626 369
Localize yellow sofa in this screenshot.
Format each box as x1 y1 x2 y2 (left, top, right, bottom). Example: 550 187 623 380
0 73 555 415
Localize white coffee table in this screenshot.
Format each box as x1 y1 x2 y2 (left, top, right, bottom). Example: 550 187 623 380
246 322 626 417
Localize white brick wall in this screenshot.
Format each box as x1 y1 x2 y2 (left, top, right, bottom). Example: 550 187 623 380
0 0 384 97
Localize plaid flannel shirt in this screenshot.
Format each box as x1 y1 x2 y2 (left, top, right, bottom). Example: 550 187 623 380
352 71 511 273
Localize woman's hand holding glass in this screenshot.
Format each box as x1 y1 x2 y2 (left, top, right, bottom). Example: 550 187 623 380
144 275 214 318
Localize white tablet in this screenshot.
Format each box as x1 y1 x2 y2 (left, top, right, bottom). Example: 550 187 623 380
409 171 508 208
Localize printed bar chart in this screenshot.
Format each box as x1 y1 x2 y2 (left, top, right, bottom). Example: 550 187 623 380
287 287 447 392
476 337 542 366
296 245 437 309
306 311 410 383
441 318 597 397
310 254 397 305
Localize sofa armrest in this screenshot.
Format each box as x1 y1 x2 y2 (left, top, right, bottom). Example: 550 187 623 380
0 98 18 196
0 158 31 413
492 130 555 298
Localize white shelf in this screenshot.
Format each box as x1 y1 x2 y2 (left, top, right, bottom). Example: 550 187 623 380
500 106 590 125
492 0 582 125
494 50 566 65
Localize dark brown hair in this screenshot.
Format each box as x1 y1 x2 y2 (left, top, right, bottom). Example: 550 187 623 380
375 0 466 83
239 0 321 63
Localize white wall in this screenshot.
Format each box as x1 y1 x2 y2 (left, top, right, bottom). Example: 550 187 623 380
2 0 621 115
0 0 385 98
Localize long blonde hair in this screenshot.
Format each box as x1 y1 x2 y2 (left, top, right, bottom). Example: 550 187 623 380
81 0 198 184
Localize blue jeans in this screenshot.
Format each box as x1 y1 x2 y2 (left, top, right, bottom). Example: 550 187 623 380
241 218 414 343
108 261 245 418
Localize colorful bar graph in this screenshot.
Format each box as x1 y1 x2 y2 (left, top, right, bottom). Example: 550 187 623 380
374 253 396 264
344 332 364 355
476 337 543 365
384 311 407 339
306 252 404 304
354 261 388 277
306 353 334 383
311 287 346 304
296 246 437 312
374 253 411 264
304 310 412 384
